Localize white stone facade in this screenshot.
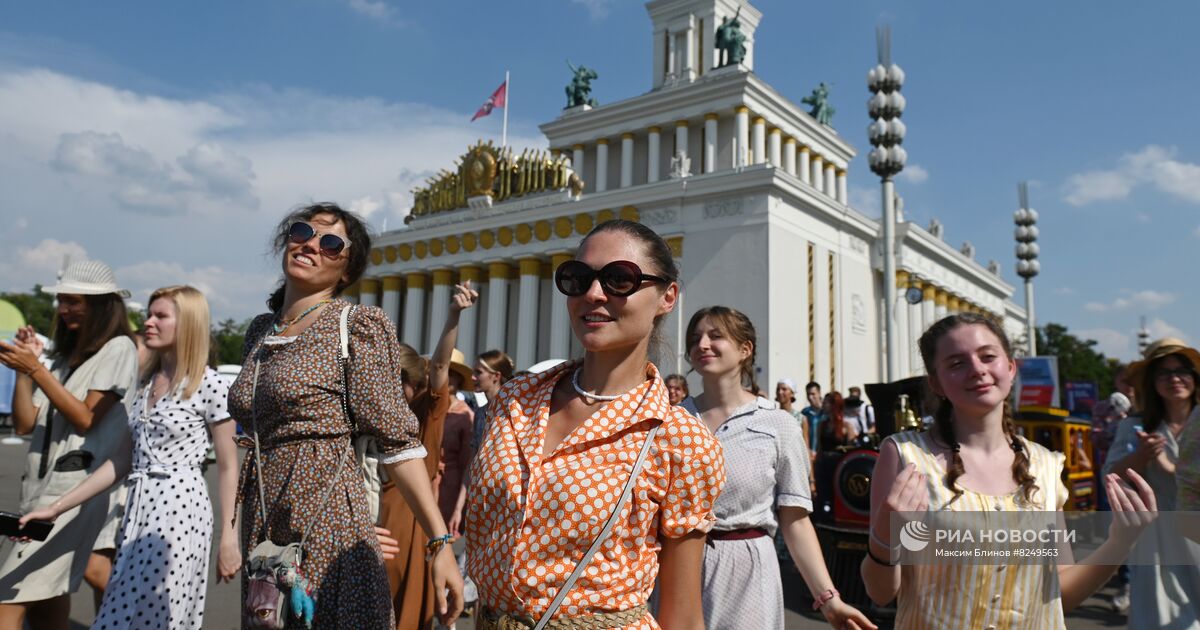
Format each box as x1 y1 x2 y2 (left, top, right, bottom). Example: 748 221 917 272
355 0 1025 394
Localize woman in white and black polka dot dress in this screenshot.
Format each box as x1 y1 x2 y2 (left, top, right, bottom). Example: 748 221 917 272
20 285 242 629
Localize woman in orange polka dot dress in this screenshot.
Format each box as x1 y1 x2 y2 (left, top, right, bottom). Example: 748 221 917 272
466 220 725 630
227 204 463 629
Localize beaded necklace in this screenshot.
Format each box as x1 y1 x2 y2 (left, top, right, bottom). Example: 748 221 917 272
273 299 332 334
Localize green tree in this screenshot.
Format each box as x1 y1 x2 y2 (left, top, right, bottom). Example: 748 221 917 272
213 318 251 365
0 285 55 333
1035 322 1119 402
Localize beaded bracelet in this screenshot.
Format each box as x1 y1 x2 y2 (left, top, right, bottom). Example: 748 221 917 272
425 533 453 560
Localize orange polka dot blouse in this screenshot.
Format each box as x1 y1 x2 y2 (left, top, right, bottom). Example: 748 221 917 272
466 360 725 628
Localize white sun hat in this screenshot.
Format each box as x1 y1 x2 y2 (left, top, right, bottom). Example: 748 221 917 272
41 260 130 298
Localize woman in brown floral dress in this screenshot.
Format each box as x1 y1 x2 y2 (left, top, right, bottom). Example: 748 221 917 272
227 203 463 629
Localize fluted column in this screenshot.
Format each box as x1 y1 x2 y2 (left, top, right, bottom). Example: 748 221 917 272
620 133 634 188
458 265 481 358
572 144 585 180
799 146 811 184
381 275 403 328
922 283 937 332
768 128 782 166
895 271 910 377
811 154 825 193
516 258 541 370
784 137 797 175
359 278 379 308
751 117 766 164
825 163 837 198
401 273 426 349
595 139 608 192
674 120 689 161
837 169 848 205
703 114 718 174
426 269 454 354
908 280 925 374
647 127 661 183
734 106 750 167
549 253 573 360
485 262 510 352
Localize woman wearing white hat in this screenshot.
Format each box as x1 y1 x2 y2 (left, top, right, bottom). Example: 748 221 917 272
1102 337 1200 627
0 260 139 629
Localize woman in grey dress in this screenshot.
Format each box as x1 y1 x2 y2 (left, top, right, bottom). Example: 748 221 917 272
681 306 874 630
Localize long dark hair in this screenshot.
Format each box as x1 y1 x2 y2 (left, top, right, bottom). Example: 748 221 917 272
918 313 1039 505
266 203 371 312
50 293 132 369
1140 353 1200 433
685 305 760 396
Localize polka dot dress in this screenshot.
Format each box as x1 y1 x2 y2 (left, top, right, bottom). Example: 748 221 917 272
465 361 726 629
227 303 425 630
92 367 230 630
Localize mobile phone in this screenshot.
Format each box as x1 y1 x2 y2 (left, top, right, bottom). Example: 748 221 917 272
0 511 54 541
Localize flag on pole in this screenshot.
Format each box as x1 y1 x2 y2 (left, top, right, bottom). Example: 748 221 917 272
471 80 508 122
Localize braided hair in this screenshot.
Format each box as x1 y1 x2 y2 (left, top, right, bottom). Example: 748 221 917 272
918 313 1039 506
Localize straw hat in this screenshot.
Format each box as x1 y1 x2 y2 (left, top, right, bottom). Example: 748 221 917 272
1127 337 1200 389
449 348 475 391
42 260 130 298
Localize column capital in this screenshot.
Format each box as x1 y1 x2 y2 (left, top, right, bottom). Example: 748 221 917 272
382 276 403 291
735 105 750 114
896 270 909 288
596 137 609 146
922 284 937 300
784 136 797 145
360 277 381 291
769 127 782 135
550 252 574 266
432 269 455 286
458 264 482 282
647 126 661 134
935 290 949 306
518 257 542 276
404 272 427 290
675 119 689 128
487 261 512 279
799 145 810 153
572 143 585 151
752 116 766 125
704 113 719 121
621 132 634 140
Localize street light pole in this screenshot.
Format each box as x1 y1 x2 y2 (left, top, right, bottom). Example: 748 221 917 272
868 26 907 381
1014 182 1040 356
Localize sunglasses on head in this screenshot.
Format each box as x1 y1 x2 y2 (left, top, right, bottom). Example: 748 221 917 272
554 260 668 297
288 221 351 258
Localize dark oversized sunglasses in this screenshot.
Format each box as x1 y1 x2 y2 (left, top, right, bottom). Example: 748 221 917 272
288 221 351 258
554 260 668 298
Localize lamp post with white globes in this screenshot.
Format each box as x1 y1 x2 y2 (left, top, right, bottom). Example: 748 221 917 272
1014 181 1040 356
868 26 907 381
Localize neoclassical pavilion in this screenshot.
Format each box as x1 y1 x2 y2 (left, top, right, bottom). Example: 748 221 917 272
347 0 1025 392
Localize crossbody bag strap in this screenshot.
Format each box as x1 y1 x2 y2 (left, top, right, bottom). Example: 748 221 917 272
249 358 269 534
338 305 355 428
533 422 662 630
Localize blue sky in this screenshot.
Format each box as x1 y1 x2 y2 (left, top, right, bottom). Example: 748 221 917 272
0 0 1196 361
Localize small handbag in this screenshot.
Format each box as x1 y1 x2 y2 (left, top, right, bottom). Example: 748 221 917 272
242 350 350 629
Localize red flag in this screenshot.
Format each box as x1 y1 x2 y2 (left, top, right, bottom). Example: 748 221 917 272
471 80 507 121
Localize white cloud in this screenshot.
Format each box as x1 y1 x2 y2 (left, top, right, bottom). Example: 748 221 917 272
1083 290 1177 313
571 0 612 20
1146 318 1188 344
0 66 546 320
0 239 89 293
1063 145 1200 206
1075 327 1131 360
345 0 401 25
899 164 929 184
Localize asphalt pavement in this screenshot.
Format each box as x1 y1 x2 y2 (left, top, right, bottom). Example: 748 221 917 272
0 432 1128 629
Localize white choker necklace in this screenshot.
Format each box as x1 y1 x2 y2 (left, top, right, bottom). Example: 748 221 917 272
571 368 628 402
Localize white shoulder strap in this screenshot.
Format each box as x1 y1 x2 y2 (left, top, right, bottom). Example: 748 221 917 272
534 422 661 630
339 305 352 359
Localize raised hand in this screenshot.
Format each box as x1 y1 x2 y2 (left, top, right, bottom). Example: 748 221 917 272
1106 469 1157 544
449 281 479 314
885 463 930 515
0 339 43 377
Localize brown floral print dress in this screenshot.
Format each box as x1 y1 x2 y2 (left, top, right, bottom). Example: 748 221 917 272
228 302 426 629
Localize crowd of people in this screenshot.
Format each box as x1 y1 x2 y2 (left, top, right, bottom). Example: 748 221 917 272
0 202 1194 629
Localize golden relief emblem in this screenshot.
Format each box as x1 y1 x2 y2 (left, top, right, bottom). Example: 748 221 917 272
464 147 497 197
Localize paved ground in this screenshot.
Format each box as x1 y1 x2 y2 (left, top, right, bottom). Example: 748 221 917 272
0 433 1128 629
